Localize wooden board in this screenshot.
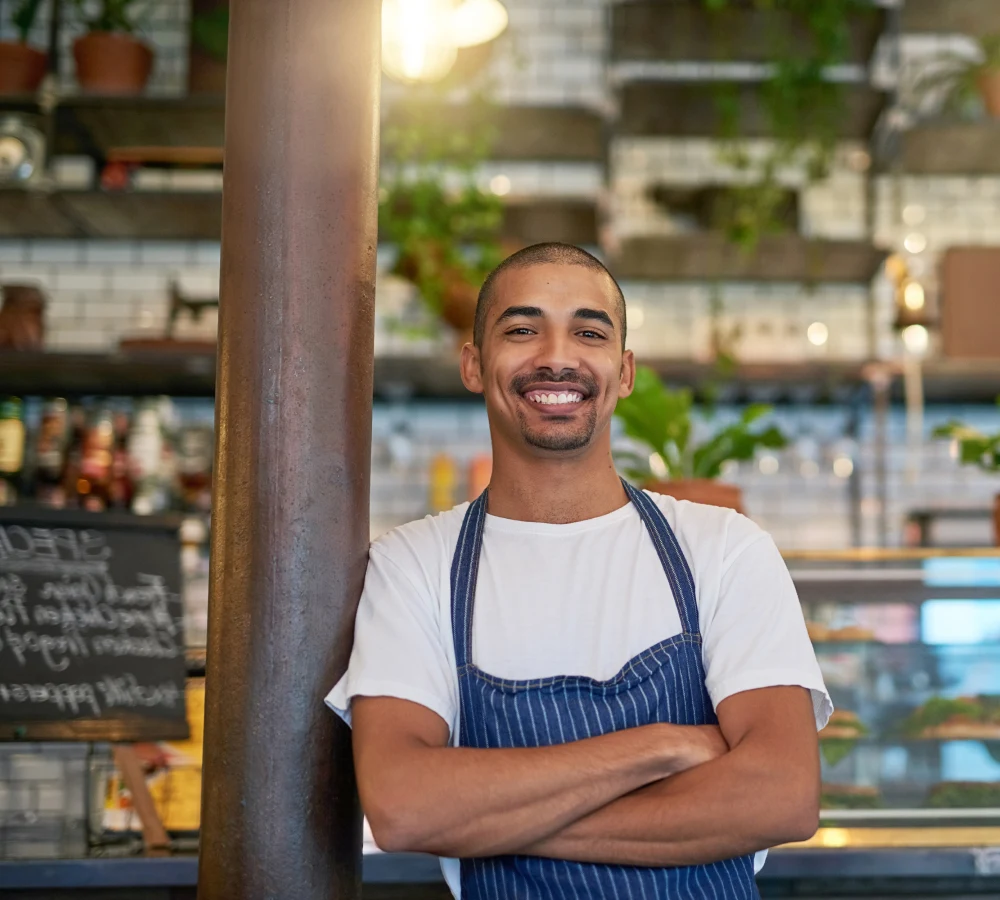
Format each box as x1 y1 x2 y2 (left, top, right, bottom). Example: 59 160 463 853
0 509 188 743
0 190 594 244
618 81 887 139
613 2 885 65
48 98 605 163
899 122 1000 175
612 234 886 283
901 0 1000 35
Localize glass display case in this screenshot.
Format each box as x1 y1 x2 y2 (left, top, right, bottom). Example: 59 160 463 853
788 550 1000 840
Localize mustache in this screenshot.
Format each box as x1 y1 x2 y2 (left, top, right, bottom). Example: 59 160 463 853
508 369 599 397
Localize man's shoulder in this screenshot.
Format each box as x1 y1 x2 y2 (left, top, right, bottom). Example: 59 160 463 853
369 502 471 572
642 488 767 562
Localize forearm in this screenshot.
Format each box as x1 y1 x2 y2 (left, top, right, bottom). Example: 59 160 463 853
362 723 698 858
524 734 819 866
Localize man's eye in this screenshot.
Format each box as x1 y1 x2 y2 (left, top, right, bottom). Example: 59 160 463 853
506 327 536 336
578 330 606 340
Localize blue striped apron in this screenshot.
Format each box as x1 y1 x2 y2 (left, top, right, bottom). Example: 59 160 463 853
451 480 760 899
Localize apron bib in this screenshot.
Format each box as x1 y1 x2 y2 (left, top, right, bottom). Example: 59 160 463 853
451 480 760 899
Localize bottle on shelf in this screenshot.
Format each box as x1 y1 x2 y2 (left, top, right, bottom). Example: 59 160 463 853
428 453 457 514
60 403 87 508
34 397 69 508
78 404 115 512
128 399 172 515
176 423 213 513
468 453 492 500
108 410 134 511
0 397 25 506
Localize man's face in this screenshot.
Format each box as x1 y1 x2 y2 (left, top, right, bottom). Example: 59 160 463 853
460 263 635 457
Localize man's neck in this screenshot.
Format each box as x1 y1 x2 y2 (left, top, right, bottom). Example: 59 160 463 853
485 439 629 525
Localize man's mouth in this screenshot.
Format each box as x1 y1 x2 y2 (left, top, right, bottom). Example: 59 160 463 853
518 382 591 413
524 389 585 407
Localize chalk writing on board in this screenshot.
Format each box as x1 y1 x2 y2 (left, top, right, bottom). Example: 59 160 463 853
0 518 188 737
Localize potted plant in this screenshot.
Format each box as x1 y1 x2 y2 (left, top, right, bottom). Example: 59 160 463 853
913 34 1000 120
0 0 47 94
71 0 153 94
188 0 228 94
614 366 787 512
933 404 1000 545
379 100 505 346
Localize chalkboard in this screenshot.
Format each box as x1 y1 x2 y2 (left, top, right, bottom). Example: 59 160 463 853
0 509 189 742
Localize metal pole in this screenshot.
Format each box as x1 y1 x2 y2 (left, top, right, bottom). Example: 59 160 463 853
198 0 380 896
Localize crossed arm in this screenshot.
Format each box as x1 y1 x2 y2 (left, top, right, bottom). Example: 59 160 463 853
351 685 820 865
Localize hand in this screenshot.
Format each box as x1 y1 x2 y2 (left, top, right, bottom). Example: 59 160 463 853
667 725 729 775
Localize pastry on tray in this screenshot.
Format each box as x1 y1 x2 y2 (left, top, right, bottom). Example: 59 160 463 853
927 781 1000 809
905 695 1000 740
819 709 869 741
821 783 881 810
806 622 876 643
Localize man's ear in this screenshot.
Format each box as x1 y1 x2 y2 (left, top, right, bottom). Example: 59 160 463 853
618 349 636 399
460 342 485 395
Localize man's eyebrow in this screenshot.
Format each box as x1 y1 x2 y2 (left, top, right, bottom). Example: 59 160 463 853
496 305 543 324
574 308 615 329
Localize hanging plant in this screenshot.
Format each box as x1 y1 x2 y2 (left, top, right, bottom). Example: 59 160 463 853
379 91 505 342
702 0 876 251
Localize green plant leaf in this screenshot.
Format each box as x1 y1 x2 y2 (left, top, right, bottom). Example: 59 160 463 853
820 739 857 767
12 0 45 43
615 365 788 482
192 8 229 62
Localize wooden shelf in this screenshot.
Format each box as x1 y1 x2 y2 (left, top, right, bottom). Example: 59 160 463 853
0 96 605 164
898 122 1000 175
0 352 997 403
0 190 597 244
901 0 1000 35
617 81 887 140
384 104 605 163
0 191 222 240
612 2 885 65
0 352 864 403
612 235 887 284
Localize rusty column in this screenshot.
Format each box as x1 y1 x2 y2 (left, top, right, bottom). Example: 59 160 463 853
198 0 380 897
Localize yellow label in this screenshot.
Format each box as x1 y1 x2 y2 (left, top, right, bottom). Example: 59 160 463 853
0 420 25 473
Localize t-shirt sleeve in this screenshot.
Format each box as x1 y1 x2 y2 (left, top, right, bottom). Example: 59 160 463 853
701 525 832 731
324 543 458 738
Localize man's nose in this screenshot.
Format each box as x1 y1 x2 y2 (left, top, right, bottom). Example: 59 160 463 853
531 330 581 374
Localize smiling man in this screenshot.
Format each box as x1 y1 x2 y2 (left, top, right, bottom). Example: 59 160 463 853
327 243 831 899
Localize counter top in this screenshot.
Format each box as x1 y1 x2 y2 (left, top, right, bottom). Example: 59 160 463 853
2 845 999 890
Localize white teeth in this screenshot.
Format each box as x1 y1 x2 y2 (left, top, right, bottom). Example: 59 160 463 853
527 391 584 405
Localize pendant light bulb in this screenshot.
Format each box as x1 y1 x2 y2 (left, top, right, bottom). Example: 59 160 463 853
382 0 459 84
450 0 509 48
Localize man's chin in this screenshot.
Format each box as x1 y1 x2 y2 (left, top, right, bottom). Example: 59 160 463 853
521 426 595 453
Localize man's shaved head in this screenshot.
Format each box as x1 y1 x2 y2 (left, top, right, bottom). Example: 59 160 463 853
474 243 627 350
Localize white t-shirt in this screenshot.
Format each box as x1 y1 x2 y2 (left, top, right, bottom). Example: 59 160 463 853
327 492 832 898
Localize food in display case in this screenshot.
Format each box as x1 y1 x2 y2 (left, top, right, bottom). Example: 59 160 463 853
819 709 869 766
806 621 876 642
821 783 882 810
926 781 1000 808
904 695 1000 740
792 551 1000 830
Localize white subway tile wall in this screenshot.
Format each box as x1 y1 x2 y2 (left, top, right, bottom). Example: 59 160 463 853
0 2 998 555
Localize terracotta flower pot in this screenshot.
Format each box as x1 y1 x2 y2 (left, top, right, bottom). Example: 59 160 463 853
440 277 478 347
0 42 47 94
73 32 153 94
643 479 745 514
0 283 46 350
978 69 1000 119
